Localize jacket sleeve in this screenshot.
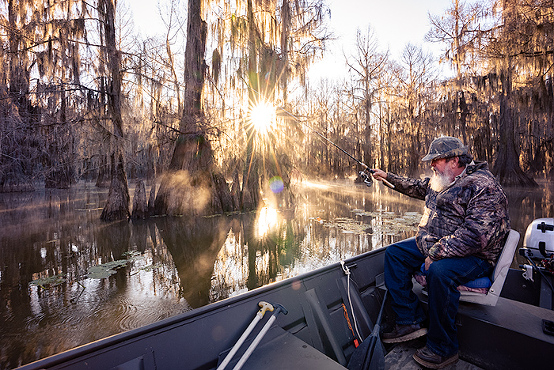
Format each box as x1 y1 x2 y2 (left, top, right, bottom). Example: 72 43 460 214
427 182 509 261
386 173 429 201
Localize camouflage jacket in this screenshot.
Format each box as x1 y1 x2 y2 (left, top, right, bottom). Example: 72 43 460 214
386 161 510 265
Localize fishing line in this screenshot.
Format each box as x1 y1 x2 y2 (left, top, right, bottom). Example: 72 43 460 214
279 108 394 188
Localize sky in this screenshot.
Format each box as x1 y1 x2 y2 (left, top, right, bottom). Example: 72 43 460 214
327 0 452 56
129 0 454 80
308 0 454 80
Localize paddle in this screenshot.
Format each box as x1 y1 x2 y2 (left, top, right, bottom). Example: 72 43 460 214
347 290 388 370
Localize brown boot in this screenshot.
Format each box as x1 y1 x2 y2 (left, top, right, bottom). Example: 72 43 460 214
382 323 427 343
413 346 459 369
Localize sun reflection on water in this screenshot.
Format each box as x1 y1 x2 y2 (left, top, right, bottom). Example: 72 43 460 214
256 206 280 238
211 230 249 300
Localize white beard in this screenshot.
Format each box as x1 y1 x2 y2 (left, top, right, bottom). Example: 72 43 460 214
429 168 455 192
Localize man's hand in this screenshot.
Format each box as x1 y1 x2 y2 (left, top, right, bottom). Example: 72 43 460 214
425 256 433 271
371 168 387 182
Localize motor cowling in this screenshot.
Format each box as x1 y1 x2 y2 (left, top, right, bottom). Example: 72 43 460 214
523 218 554 259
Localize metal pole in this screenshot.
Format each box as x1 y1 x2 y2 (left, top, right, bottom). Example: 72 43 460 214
217 301 274 370
233 304 288 370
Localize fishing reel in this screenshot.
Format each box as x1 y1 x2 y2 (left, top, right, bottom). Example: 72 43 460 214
358 171 373 187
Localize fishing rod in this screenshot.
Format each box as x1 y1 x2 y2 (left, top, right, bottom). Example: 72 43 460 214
275 107 394 188
313 130 395 189
293 116 395 189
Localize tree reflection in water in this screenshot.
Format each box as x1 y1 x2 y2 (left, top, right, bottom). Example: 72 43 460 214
0 179 551 368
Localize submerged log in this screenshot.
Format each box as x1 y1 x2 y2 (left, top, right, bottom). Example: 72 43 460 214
0 179 35 193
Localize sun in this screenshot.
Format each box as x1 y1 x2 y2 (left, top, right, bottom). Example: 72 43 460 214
249 100 276 134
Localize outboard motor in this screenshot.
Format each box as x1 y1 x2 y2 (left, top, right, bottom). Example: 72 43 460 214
520 218 554 311
520 218 554 269
522 218 554 258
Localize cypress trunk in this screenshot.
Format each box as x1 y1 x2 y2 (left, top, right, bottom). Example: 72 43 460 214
493 72 537 187
154 0 235 216
99 0 130 221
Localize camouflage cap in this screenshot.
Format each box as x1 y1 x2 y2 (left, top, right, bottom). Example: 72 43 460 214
422 136 468 162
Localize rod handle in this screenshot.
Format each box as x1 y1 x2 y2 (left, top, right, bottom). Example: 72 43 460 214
381 178 395 189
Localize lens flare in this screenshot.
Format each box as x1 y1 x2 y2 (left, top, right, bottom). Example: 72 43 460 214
269 176 284 193
249 100 276 134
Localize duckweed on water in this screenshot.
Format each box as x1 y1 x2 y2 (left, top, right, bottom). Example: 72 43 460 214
87 251 147 279
313 210 422 236
138 263 164 272
29 251 151 288
122 250 143 260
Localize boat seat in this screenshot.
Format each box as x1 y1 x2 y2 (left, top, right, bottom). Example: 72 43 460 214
416 229 520 306
459 229 520 305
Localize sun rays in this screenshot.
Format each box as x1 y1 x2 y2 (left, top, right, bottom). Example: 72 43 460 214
243 94 287 197
248 99 276 136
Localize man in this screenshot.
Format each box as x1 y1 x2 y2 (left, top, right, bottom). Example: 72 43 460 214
371 136 510 369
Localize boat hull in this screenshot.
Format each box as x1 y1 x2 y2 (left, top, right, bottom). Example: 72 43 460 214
17 243 554 370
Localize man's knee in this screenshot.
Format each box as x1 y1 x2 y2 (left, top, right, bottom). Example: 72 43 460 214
426 261 455 284
385 243 407 266
386 238 417 256
385 243 400 258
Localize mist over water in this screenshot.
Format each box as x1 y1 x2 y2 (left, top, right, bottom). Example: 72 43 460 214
0 179 551 368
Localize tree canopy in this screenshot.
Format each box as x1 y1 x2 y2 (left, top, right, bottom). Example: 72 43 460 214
0 0 552 218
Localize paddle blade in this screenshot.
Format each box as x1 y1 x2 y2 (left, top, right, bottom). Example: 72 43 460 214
346 336 385 370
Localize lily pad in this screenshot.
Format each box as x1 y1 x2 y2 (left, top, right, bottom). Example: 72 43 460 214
30 274 67 288
139 263 164 272
87 259 128 279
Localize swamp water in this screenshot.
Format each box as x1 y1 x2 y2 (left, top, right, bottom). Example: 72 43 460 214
0 179 552 368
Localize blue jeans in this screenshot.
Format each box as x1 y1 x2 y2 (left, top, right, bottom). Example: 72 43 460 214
384 238 492 357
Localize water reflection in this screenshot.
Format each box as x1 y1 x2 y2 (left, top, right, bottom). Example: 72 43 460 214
154 216 231 308
0 179 552 368
256 206 280 238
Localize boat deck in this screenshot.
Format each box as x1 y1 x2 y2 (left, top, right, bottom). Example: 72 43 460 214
385 340 482 370
219 326 347 369
456 295 554 369
220 286 554 370
227 327 483 370
411 282 554 369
